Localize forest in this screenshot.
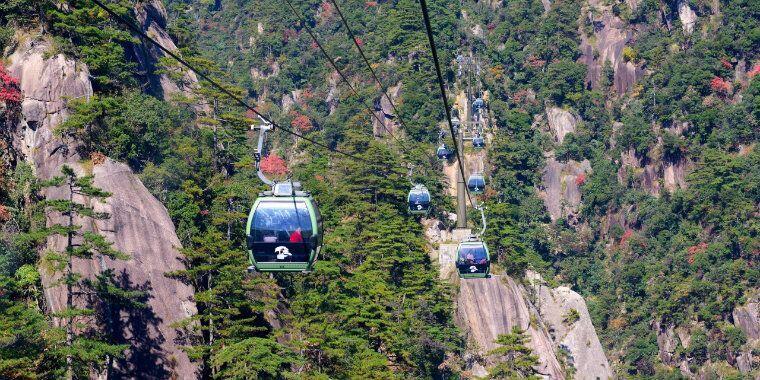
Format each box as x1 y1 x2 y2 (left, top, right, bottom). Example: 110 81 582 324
0 0 758 379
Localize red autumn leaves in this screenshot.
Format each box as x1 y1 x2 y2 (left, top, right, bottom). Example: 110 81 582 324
710 77 731 95
260 154 288 176
0 205 10 222
575 173 586 186
0 64 21 104
291 113 313 132
687 242 708 265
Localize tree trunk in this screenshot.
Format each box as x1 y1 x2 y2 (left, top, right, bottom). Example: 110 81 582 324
66 179 74 380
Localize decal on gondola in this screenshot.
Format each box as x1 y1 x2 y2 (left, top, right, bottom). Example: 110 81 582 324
275 246 291 260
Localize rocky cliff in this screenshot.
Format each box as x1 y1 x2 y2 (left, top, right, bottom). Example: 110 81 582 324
454 273 613 379
526 271 613 380
579 0 644 93
456 276 565 378
7 19 197 380
538 107 591 222
132 0 200 98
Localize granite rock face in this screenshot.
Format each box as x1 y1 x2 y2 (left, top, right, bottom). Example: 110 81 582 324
538 108 591 221
457 276 565 379
579 0 644 94
539 158 591 221
733 295 759 375
132 0 200 98
734 299 760 340
372 82 403 138
546 107 577 145
527 272 613 380
678 1 698 35
8 38 198 379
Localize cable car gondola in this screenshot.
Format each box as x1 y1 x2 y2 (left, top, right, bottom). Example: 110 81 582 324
246 182 323 272
473 97 485 111
472 135 485 149
247 121 322 273
467 173 486 194
437 144 453 160
455 239 490 278
408 184 431 215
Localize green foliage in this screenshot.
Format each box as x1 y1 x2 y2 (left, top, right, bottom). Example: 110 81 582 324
618 101 655 156
0 26 12 52
487 106 544 203
622 328 658 376
562 308 580 325
540 60 587 106
484 202 547 275
35 165 136 378
684 328 709 368
47 0 137 90
211 337 296 379
488 326 540 379
581 158 623 217
555 132 588 162
0 0 49 26
167 229 286 379
56 92 185 170
530 0 582 63
622 46 639 63
1 0 757 377
282 129 463 378
0 266 51 378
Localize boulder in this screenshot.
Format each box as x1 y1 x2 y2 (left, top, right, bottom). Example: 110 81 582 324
546 107 577 144
678 1 698 35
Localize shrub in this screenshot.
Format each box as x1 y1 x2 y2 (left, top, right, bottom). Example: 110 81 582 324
622 46 638 63
291 114 313 132
260 154 288 175
563 308 580 325
575 173 586 186
749 65 760 79
0 64 22 104
710 77 731 94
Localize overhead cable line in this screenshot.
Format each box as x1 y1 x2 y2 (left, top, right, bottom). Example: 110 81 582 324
282 0 413 155
417 0 476 207
327 0 414 142
328 0 441 180
89 0 407 176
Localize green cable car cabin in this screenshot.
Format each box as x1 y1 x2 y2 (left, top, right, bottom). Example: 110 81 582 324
455 240 490 278
246 182 323 272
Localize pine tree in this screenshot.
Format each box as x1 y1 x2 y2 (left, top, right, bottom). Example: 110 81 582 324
45 0 136 90
488 326 540 379
166 227 287 379
39 165 135 379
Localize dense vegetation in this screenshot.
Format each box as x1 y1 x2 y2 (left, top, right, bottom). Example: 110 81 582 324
1 0 463 378
0 0 758 378
463 0 758 376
